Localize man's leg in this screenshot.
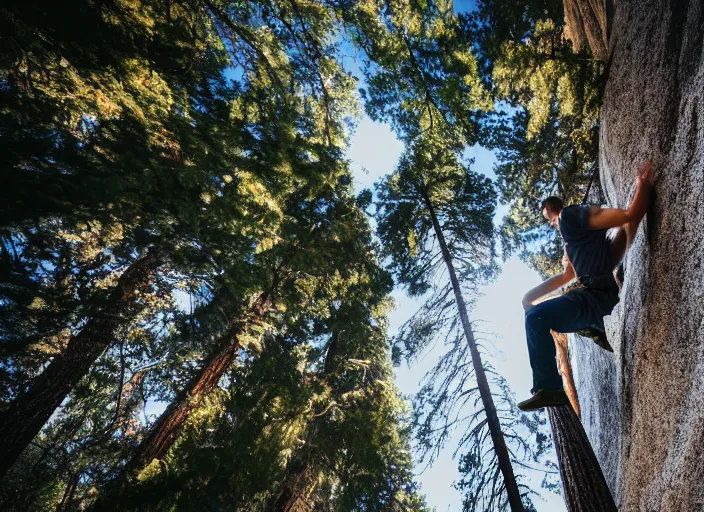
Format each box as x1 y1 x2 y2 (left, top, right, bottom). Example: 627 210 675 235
524 295 583 393
518 288 604 411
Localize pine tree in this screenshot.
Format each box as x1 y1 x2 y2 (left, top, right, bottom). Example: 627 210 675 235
0 251 161 478
91 176 427 511
1 2 428 509
547 405 616 511
0 0 238 475
375 139 557 510
463 0 604 275
461 5 614 509
328 1 559 509
0 1 611 510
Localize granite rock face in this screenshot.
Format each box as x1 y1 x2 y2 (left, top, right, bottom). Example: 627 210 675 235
567 0 704 510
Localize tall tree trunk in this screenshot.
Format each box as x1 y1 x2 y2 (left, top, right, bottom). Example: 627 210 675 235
118 291 273 479
93 337 245 511
552 331 581 417
121 331 243 476
549 332 615 510
56 472 80 512
263 333 341 512
422 193 524 512
547 404 617 511
266 457 317 512
0 251 160 480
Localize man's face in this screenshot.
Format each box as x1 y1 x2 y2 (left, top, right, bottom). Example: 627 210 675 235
542 207 560 229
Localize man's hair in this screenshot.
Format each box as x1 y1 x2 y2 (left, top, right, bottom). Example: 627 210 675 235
540 196 564 213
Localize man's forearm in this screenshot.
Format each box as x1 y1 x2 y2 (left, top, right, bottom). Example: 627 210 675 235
522 271 574 311
587 162 653 230
625 178 651 224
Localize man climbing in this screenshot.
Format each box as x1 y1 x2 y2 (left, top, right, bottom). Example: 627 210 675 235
517 161 653 411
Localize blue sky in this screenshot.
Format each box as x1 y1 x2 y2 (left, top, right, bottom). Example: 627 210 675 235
348 117 566 512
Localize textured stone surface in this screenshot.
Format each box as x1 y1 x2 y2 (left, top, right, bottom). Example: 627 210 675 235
567 0 704 510
568 331 622 500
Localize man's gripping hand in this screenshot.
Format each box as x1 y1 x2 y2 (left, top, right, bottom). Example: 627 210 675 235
586 160 653 231
637 160 654 185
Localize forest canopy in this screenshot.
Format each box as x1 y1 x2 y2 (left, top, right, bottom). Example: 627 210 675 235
0 0 601 510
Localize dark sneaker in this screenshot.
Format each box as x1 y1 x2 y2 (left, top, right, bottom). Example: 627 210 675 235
576 327 614 352
518 389 569 411
591 329 614 352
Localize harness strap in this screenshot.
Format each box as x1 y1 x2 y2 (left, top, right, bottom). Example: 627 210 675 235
581 161 601 205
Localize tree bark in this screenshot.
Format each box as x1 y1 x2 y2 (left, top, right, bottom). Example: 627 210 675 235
121 330 243 476
0 251 160 480
563 0 610 60
547 404 617 512
118 291 273 479
552 331 581 417
56 472 80 512
549 332 615 510
266 458 317 512
422 192 524 511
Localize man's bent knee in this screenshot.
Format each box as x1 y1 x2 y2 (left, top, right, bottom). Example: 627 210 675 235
525 306 551 333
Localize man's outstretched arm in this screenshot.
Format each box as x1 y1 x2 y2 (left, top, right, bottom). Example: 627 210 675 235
522 252 576 311
587 161 653 231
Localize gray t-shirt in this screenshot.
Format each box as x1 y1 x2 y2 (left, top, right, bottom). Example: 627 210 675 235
559 205 612 281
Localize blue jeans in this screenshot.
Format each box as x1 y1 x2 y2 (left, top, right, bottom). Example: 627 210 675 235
525 286 619 392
